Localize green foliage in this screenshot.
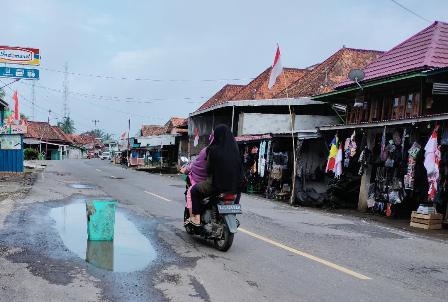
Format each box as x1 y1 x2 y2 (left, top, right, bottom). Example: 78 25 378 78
82 129 114 140
24 148 39 160
57 117 76 134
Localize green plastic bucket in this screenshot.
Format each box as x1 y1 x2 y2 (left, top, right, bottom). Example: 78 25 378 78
86 200 117 241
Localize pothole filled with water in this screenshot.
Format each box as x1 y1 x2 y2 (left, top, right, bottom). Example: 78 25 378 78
49 200 156 272
69 183 96 189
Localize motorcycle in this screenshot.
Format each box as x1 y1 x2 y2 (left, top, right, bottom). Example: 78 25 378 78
183 191 242 252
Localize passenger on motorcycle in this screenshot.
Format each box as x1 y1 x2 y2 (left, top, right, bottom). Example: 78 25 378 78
180 132 214 220
187 124 242 226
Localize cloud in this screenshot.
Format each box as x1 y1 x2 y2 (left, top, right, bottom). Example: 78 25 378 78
110 48 164 69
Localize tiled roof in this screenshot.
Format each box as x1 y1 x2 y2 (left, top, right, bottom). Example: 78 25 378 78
338 21 448 88
276 48 383 97
231 67 308 100
196 84 245 111
67 134 97 145
141 125 167 137
165 117 187 128
25 121 71 143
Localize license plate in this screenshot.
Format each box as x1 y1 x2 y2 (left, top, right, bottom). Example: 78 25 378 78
217 204 242 214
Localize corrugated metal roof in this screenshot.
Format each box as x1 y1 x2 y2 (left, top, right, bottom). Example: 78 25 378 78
337 21 448 88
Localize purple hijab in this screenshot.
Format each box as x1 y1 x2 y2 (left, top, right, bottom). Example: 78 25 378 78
189 131 214 183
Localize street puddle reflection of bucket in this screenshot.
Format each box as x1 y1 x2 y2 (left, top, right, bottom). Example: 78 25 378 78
69 183 96 189
50 200 156 272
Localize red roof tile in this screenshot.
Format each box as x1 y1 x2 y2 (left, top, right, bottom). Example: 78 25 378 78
165 117 187 128
338 21 448 87
196 84 245 111
141 125 167 137
67 134 97 145
231 67 308 100
276 48 383 97
25 121 71 143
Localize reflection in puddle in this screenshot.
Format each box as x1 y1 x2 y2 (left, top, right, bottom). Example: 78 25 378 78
49 201 156 272
69 183 96 189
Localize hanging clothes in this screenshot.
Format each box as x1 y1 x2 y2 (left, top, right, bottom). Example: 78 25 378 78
266 140 272 171
404 142 421 190
335 143 343 178
258 141 266 177
325 135 338 173
424 126 441 202
343 130 357 168
380 126 388 161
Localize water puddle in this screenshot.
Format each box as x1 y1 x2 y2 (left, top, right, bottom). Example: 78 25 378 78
69 183 96 189
49 200 156 272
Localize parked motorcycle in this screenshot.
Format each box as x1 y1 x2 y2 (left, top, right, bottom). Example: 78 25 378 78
183 193 242 252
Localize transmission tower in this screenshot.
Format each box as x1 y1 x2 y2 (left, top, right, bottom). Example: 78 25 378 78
63 62 69 118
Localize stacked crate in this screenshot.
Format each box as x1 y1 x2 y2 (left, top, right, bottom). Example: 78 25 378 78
410 211 443 230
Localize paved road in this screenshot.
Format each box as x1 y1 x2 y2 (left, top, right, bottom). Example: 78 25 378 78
1 159 448 301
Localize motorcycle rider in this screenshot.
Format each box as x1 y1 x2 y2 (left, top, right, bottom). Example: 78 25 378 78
187 124 242 226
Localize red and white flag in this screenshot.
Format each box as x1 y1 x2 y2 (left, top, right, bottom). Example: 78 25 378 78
120 131 127 140
12 91 19 120
268 45 283 89
193 128 199 147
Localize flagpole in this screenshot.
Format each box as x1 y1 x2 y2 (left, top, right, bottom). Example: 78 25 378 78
281 67 297 206
127 118 130 167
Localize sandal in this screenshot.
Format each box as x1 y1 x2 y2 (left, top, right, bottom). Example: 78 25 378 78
184 218 201 227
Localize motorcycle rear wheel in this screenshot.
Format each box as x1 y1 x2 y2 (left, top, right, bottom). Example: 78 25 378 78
213 226 234 252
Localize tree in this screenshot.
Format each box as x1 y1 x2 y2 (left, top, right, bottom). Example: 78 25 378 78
81 129 113 140
57 116 76 134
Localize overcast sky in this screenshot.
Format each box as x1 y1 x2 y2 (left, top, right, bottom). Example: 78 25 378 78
2 0 447 136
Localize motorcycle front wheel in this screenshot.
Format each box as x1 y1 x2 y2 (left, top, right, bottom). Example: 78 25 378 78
213 225 234 252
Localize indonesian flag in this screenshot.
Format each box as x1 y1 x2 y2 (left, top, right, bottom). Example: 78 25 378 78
326 135 339 173
120 131 127 140
268 45 283 90
424 126 440 201
193 128 199 147
12 91 19 120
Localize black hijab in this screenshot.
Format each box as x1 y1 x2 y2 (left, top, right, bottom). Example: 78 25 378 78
207 124 242 193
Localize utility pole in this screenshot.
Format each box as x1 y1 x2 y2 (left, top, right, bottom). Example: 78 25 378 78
46 109 51 159
63 62 69 118
127 118 130 167
92 119 100 129
31 81 36 120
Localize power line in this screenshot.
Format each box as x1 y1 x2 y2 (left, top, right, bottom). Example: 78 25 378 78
18 81 206 104
39 66 253 83
390 0 430 22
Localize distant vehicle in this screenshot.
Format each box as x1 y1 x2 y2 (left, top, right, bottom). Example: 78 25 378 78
87 151 96 159
100 151 111 160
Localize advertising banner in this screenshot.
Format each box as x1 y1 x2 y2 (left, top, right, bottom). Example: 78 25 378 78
0 67 39 79
0 135 22 150
0 46 40 66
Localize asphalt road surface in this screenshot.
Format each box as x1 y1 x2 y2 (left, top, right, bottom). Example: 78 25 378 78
1 159 447 302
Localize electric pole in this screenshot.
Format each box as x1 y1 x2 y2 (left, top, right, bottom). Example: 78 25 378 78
92 119 100 129
63 62 69 119
31 81 36 121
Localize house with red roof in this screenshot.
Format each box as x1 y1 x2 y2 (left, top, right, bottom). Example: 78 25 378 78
315 21 448 217
24 121 74 160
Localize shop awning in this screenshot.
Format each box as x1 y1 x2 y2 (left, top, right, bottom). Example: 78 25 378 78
318 113 448 131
